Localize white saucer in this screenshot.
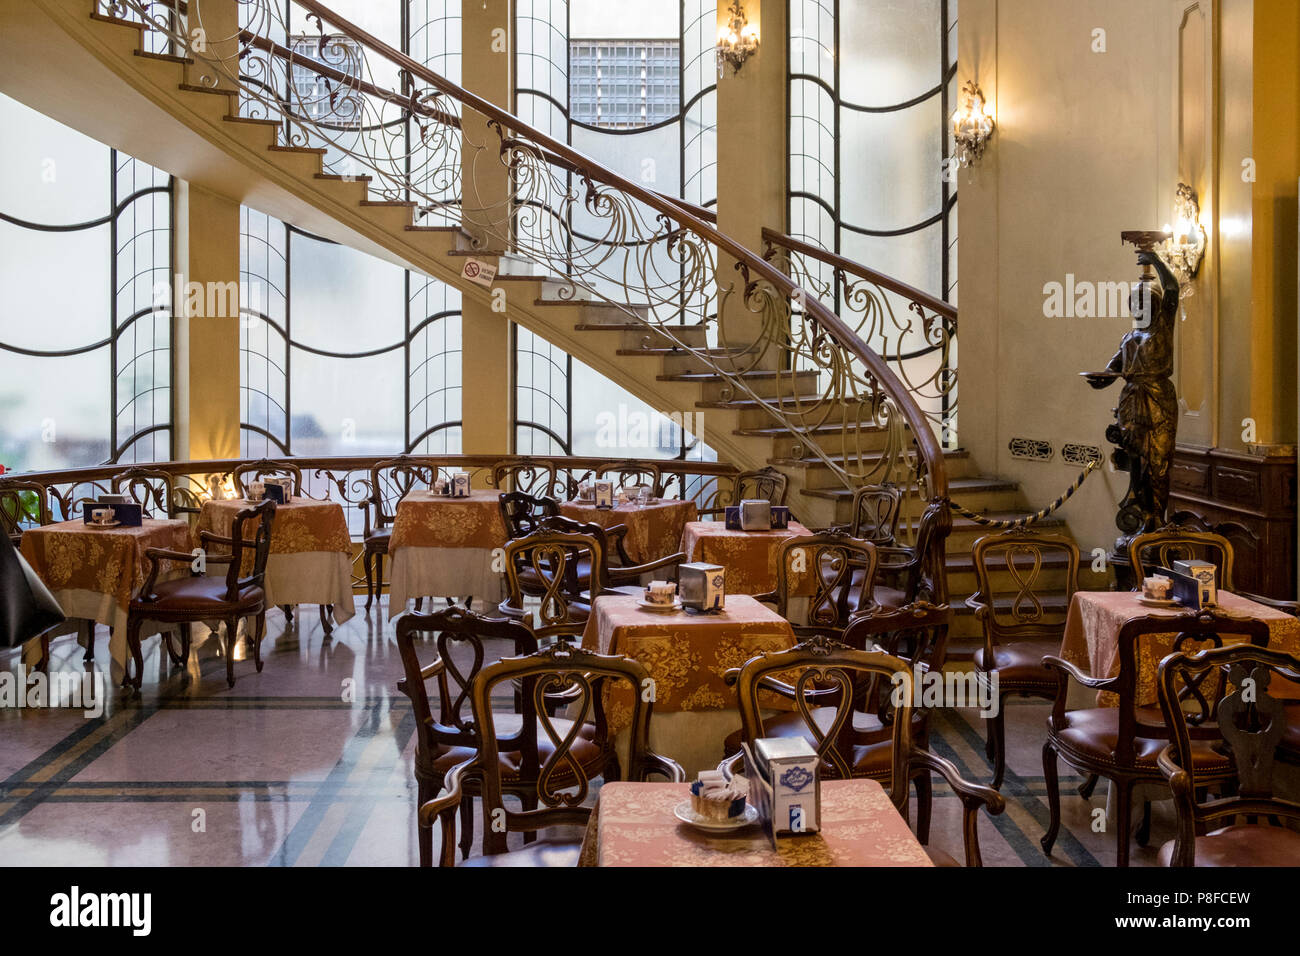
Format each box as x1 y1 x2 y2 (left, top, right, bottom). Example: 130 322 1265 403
87 520 121 529
1138 595 1179 607
637 597 682 613
673 800 759 832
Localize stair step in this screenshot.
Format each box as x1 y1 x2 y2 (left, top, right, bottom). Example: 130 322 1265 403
620 346 739 357
224 115 281 128
177 83 236 98
134 49 192 65
404 224 459 233
573 322 686 333
800 475 1019 501
359 199 418 208
314 172 373 183
770 449 969 469
695 395 844 410
657 370 820 384
733 422 881 438
446 248 507 257
267 144 328 155
537 299 651 311
90 12 146 31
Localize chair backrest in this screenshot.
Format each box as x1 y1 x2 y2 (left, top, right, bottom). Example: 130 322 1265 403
221 499 277 599
394 606 540 770
231 458 304 497
848 484 903 544
465 641 671 855
970 529 1081 646
1105 610 1272 765
501 527 605 638
734 634 914 784
1157 642 1300 865
770 532 877 632
491 458 565 499
734 467 789 507
842 601 952 727
367 456 436 530
111 467 178 518
498 491 560 539
0 480 50 543
1128 523 1235 590
595 461 663 497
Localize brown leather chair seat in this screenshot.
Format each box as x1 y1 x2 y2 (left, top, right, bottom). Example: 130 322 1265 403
974 641 1056 686
364 528 390 554
131 576 263 612
1054 708 1231 771
458 839 583 867
1157 825 1300 867
430 717 603 779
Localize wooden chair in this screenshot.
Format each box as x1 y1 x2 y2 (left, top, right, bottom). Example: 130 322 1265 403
541 513 685 591
0 479 50 546
418 640 686 866
1041 608 1270 866
968 529 1081 789
1128 523 1235 589
1156 643 1300 866
595 461 663 498
722 624 1003 866
125 499 276 690
498 491 559 539
231 458 303 497
697 466 790 519
498 527 610 641
111 467 194 518
754 531 878 635
491 459 564 499
360 456 436 610
864 497 951 610
833 483 903 545
396 606 552 865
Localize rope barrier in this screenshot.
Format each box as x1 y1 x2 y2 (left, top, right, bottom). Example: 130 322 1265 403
950 459 1101 530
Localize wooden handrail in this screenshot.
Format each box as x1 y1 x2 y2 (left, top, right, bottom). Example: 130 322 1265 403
287 0 947 497
762 227 957 323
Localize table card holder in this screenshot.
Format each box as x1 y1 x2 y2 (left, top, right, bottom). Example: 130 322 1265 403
594 480 614 510
770 505 790 529
678 562 724 612
1159 565 1217 609
450 472 471 498
742 738 820 847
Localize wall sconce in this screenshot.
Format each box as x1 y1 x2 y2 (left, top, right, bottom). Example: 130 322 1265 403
950 80 995 167
1161 182 1206 292
716 0 759 77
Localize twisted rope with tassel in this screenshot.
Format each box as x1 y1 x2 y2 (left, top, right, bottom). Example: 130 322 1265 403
950 459 1101 529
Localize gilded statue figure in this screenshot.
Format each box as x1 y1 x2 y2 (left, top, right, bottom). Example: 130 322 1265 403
1083 243 1181 543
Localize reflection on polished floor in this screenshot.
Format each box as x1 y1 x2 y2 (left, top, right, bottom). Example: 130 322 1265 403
0 604 1176 867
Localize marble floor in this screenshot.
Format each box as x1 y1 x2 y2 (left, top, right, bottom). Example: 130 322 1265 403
0 602 1176 866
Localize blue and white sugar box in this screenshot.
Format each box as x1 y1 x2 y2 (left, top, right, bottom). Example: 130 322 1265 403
754 737 820 836
451 472 471 498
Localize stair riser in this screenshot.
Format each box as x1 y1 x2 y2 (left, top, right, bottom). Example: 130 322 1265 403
796 456 973 490
766 430 893 459
610 326 710 350
944 566 1070 597
694 374 822 402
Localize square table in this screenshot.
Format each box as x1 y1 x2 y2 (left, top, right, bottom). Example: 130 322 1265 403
680 520 815 596
19 518 194 674
577 779 933 867
558 498 698 564
386 489 509 618
197 497 356 626
1059 590 1300 707
580 593 797 775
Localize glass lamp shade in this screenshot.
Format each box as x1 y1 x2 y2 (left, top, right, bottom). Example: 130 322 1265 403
0 531 65 648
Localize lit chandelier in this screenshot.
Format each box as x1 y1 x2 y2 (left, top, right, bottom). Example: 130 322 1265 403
716 0 759 77
950 81 995 167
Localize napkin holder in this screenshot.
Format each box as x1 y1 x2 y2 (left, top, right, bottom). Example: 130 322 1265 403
739 499 772 531
594 480 614 510
262 482 287 504
450 472 471 498
1172 559 1217 606
742 738 820 845
83 502 142 527
678 562 725 612
1159 564 1217 609
725 503 788 530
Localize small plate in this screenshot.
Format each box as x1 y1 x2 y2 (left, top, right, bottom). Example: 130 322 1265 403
1138 595 1179 607
673 800 759 832
87 520 122 529
637 597 682 613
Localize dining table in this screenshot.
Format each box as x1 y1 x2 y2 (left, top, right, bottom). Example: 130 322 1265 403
197 496 356 629
558 497 698 564
580 592 798 775
577 779 933 867
1058 589 1300 707
386 488 510 617
18 517 194 676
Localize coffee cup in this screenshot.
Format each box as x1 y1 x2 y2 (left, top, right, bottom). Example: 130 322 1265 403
646 580 677 606
91 507 112 525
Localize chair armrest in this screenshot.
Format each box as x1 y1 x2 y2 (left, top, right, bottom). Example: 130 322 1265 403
197 530 258 551
417 756 476 867
1041 654 1113 691
139 547 201 600
607 551 687 584
751 590 779 606
1238 590 1300 617
717 752 744 778
910 747 1005 867
640 749 687 783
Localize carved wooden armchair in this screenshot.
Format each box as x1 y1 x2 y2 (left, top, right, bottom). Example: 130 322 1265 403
418 641 685 866
721 622 1003 866
967 529 1080 788
490 458 564 499
0 479 50 546
697 466 790 520
231 458 304 497
1156 643 1300 866
110 467 197 519
360 456 437 610
498 527 611 641
595 461 664 497
541 513 685 590
1041 609 1269 866
753 531 878 635
498 491 560 539
832 483 903 545
861 498 951 610
1128 521 1296 613
125 499 276 690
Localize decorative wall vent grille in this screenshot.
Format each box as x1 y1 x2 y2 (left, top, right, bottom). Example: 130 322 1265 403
1008 437 1054 461
1062 443 1104 467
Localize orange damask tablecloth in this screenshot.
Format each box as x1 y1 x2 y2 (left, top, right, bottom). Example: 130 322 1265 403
680 520 816 595
559 498 697 563
197 497 356 624
577 780 933 867
19 518 194 670
386 490 510 617
1058 590 1300 707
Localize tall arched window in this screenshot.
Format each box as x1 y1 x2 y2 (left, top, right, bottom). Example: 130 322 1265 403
0 94 174 472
